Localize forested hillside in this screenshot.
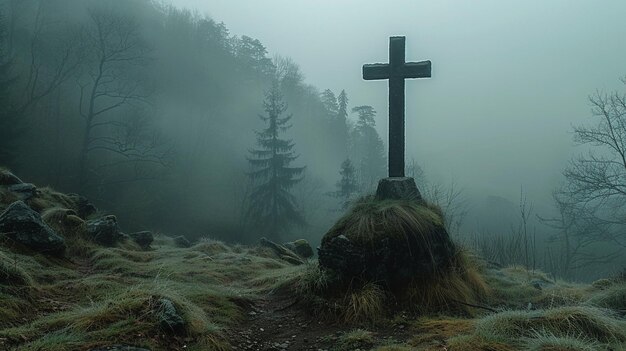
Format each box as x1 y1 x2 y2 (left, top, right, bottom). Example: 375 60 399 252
0 0 386 243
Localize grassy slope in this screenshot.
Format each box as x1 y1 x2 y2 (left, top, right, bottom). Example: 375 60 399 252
0 233 305 350
2 241 624 351
0 183 625 350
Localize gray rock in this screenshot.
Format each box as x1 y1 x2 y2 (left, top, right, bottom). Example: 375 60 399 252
284 241 296 252
173 235 190 248
8 183 37 200
0 170 23 185
129 231 153 250
284 239 314 259
0 201 66 255
375 177 423 201
73 194 97 219
530 279 554 290
260 237 304 265
86 215 121 246
157 298 185 334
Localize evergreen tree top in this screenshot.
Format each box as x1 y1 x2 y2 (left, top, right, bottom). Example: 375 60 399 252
352 105 377 128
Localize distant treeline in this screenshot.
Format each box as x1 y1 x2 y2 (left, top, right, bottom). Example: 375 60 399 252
0 0 386 243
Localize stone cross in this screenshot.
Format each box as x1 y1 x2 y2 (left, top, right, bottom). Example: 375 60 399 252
363 36 431 177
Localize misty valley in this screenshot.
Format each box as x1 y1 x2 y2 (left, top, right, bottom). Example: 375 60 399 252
0 1 625 351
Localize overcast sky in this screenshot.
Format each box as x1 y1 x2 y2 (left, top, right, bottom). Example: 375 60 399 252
167 0 626 206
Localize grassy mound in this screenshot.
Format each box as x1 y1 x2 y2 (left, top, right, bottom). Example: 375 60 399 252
1 283 227 350
0 250 35 287
523 331 602 351
336 329 375 350
402 249 490 314
322 197 445 246
313 197 490 321
474 306 626 347
586 282 626 311
0 230 303 350
286 250 489 323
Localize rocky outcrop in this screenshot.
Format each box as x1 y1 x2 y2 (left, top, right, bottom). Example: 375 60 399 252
157 298 185 334
8 183 37 201
0 201 66 256
64 193 97 219
129 231 153 250
284 239 314 259
0 170 23 186
173 235 190 248
260 237 304 265
72 194 98 219
86 215 121 246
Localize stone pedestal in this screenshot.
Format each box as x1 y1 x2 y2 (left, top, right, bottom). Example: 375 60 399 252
375 177 423 202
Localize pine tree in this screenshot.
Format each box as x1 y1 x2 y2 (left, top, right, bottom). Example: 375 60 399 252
331 158 359 210
320 89 338 117
350 105 386 188
321 89 350 159
336 90 349 156
246 82 305 240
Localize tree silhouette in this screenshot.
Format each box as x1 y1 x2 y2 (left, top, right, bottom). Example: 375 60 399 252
350 105 386 188
330 158 359 210
246 82 305 240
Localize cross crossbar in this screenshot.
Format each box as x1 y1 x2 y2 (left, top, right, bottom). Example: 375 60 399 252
362 36 432 177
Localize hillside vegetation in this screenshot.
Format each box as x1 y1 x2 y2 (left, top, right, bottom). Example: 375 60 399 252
1 172 625 351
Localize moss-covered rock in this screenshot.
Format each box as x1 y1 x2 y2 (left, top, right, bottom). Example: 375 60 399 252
319 197 456 292
285 239 314 259
0 201 66 256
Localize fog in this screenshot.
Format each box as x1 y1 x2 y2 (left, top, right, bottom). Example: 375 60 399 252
2 0 626 281
173 0 626 204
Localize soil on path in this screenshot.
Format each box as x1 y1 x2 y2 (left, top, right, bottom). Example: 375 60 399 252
227 292 413 351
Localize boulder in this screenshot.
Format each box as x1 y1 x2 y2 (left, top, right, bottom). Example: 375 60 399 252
318 198 456 292
8 183 37 200
157 298 185 334
375 177 423 202
592 278 613 289
86 215 121 246
284 239 314 259
0 170 23 186
77 198 97 219
173 235 190 248
129 231 153 250
67 194 98 219
530 279 554 290
0 201 66 255
260 237 303 265
317 235 366 277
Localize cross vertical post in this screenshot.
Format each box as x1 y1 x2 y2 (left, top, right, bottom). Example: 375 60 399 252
363 36 431 178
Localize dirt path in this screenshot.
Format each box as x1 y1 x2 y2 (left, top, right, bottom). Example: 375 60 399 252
227 292 414 351
228 293 335 351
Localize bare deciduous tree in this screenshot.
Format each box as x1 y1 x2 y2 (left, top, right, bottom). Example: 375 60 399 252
560 77 626 249
539 77 626 278
540 191 622 279
18 2 82 115
76 9 168 189
0 0 82 166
